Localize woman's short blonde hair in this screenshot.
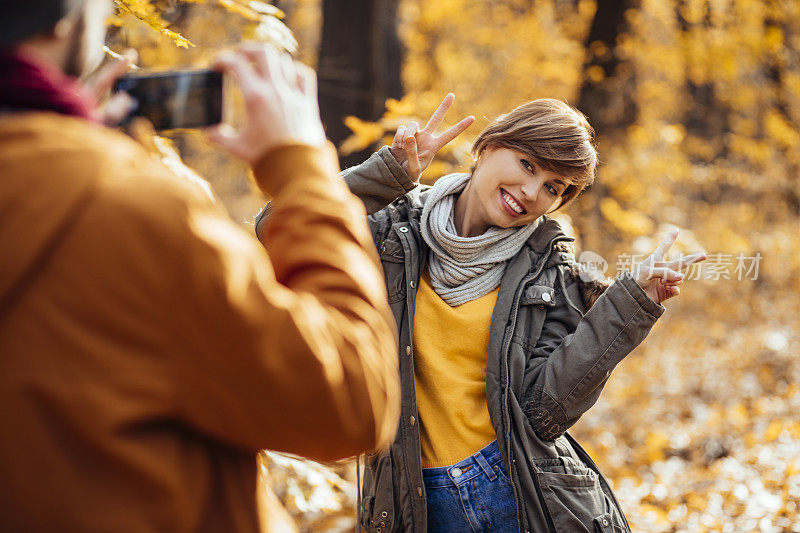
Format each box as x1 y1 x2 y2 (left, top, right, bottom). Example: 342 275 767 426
472 99 597 210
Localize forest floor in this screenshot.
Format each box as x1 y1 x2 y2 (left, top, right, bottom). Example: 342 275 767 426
571 283 800 532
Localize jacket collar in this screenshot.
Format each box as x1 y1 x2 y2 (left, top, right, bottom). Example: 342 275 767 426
525 215 572 254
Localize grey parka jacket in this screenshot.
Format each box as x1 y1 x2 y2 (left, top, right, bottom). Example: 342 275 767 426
256 147 666 533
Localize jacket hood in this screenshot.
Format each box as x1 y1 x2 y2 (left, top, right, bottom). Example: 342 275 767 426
0 113 100 313
525 214 572 253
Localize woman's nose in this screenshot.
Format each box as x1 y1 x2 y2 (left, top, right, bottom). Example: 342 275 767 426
520 181 540 202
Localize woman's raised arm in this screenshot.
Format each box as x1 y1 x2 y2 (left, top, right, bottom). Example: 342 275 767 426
522 229 706 440
256 93 474 235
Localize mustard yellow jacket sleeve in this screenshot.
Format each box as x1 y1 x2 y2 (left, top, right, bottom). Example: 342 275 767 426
163 143 400 461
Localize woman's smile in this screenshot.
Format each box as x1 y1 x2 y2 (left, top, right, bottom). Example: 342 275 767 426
499 188 527 217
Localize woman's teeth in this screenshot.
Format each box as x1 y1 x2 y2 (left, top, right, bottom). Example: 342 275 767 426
502 190 525 214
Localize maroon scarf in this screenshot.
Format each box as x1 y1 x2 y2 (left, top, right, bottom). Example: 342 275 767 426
0 48 97 121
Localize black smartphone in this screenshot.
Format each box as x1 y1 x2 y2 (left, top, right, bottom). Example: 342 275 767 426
114 69 223 130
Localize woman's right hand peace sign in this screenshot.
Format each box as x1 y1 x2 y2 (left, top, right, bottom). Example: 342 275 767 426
389 93 475 181
632 228 707 304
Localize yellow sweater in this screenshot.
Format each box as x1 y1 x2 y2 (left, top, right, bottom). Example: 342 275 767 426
413 269 500 467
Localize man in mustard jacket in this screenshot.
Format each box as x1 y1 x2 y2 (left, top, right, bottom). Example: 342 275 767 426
0 0 400 531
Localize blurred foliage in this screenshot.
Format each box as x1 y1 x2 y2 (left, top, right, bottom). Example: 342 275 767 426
110 0 800 531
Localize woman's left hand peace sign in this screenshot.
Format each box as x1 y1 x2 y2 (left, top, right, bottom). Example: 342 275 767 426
632 228 707 304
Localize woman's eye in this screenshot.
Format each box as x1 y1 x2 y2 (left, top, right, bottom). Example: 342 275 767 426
546 184 558 195
520 159 533 172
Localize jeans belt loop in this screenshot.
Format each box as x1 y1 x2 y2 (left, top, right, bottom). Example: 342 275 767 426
474 449 497 480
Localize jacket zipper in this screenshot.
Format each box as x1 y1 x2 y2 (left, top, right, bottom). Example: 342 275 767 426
396 221 425 532
501 235 573 533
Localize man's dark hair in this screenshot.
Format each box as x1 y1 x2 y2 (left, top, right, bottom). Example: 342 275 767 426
1 0 85 47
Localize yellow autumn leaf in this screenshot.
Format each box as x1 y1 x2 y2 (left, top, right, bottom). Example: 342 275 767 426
339 116 387 155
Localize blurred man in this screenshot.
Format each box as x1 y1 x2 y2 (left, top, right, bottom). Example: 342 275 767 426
0 0 399 531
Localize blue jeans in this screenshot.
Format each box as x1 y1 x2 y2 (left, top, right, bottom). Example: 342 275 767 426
422 440 518 532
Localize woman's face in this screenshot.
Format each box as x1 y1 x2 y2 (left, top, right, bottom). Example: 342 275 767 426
467 146 568 229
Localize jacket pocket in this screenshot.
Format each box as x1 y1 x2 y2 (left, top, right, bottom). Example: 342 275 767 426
379 239 406 304
513 283 557 354
534 457 624 533
361 452 395 533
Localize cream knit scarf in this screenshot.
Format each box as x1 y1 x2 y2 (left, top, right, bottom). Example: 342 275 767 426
420 172 541 307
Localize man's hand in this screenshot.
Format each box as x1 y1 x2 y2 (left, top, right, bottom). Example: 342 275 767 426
207 44 326 165
389 93 474 181
83 49 137 126
632 228 706 304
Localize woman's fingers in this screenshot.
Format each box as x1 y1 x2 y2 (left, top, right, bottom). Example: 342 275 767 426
643 266 684 282
664 253 707 271
666 285 680 299
652 227 680 259
392 125 406 148
406 133 421 178
436 115 475 148
406 121 419 139
422 93 454 133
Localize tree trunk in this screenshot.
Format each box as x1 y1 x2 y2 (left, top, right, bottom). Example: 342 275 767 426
317 0 403 168
577 0 636 136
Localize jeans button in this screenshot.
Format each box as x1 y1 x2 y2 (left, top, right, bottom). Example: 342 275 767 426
451 467 462 477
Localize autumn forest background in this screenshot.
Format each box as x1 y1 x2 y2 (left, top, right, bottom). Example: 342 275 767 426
111 0 799 531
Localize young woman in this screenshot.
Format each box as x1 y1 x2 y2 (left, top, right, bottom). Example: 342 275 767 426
257 94 705 533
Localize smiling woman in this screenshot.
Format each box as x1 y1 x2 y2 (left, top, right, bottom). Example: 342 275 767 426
254 92 706 533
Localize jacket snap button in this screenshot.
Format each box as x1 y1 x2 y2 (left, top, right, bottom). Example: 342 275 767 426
451 467 462 477
410 416 416 426
381 511 388 518
380 522 386 527
541 292 551 302
406 345 411 355
399 226 409 233
602 518 609 526
410 281 416 289
417 486 423 497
